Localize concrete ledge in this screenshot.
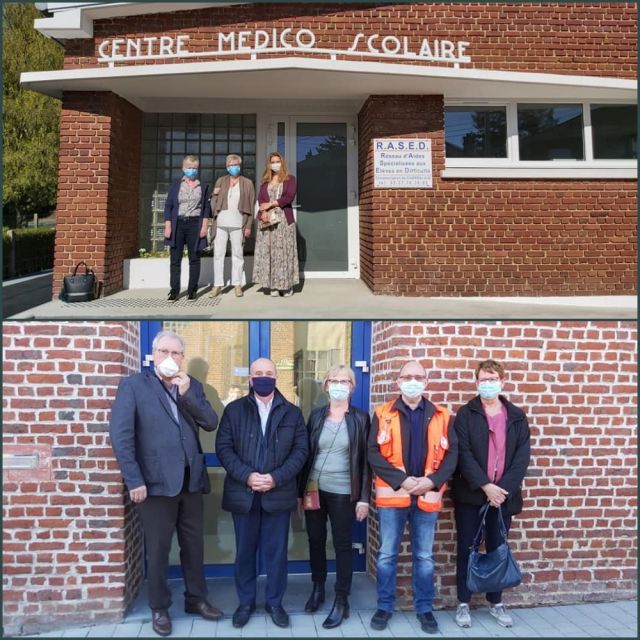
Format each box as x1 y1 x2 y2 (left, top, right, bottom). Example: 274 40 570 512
2 270 53 319
8 279 637 320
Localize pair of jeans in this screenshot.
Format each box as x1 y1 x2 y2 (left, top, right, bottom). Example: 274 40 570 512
455 502 513 604
376 501 438 614
170 217 201 293
213 226 244 286
231 493 291 608
304 490 356 595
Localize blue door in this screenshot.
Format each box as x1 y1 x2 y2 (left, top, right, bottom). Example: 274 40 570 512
140 321 371 577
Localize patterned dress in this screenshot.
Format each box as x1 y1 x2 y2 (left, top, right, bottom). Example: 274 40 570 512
253 180 300 291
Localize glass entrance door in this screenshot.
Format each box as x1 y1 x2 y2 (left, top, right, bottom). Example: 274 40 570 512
272 116 359 277
140 321 370 577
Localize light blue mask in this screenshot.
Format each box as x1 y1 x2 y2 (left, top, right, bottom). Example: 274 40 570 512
328 383 350 402
183 167 198 179
400 380 425 399
478 380 502 400
227 165 241 177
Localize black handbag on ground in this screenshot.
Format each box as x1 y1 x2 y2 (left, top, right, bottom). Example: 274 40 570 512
466 503 522 593
61 262 96 302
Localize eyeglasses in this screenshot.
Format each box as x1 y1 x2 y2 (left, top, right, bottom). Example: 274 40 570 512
327 379 352 386
156 349 184 358
398 375 427 382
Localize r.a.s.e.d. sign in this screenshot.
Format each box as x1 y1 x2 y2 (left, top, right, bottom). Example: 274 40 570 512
373 139 432 188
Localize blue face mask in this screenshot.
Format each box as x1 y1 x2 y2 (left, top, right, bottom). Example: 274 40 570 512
183 167 198 179
400 380 426 399
478 380 502 400
328 383 350 402
227 165 241 177
252 376 276 397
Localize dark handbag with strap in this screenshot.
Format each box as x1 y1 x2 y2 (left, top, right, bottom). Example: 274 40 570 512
61 262 96 302
466 503 522 593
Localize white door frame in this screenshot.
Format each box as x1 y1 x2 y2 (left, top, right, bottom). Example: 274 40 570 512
264 113 360 279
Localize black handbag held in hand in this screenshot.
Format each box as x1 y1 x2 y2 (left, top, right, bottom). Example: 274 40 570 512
466 503 522 594
61 262 96 302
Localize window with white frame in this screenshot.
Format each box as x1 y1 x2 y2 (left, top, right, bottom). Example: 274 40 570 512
443 101 637 177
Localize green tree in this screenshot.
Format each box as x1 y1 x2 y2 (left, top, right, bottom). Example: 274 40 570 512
3 3 63 227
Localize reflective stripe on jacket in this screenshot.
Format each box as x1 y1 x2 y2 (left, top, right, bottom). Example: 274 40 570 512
373 399 450 512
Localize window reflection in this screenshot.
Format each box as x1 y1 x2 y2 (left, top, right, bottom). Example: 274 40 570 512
591 104 637 159
162 321 249 453
445 107 507 158
518 104 584 160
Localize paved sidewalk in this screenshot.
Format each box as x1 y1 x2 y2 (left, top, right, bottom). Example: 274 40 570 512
9 280 636 320
21 575 637 638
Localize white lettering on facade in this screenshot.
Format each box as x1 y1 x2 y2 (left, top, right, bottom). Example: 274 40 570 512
98 29 471 67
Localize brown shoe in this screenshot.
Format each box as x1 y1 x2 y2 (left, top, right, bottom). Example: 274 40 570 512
209 286 222 298
152 610 172 636
235 285 244 297
185 600 224 621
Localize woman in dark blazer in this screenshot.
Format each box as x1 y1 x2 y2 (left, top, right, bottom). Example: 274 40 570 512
163 154 211 301
298 365 371 629
253 152 299 297
451 359 530 630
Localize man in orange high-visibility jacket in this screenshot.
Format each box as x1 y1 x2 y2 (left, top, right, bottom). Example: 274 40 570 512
367 360 458 634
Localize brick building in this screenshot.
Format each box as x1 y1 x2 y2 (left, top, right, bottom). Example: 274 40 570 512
2 320 637 635
21 2 637 298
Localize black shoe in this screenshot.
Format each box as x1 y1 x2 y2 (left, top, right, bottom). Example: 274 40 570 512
151 609 172 636
167 290 179 302
304 582 325 613
265 603 290 628
187 289 197 300
232 604 255 628
370 609 392 630
322 594 349 629
417 612 439 634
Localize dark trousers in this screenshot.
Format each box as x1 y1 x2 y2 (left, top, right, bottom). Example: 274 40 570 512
170 218 201 293
136 471 208 611
232 493 291 608
455 502 513 604
304 490 355 595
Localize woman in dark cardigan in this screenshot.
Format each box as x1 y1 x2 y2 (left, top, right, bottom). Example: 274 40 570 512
253 152 299 297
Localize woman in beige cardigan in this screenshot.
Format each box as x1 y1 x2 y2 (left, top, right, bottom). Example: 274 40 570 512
209 154 255 298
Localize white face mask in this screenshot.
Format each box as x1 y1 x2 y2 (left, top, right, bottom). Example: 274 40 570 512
155 356 180 378
270 162 282 172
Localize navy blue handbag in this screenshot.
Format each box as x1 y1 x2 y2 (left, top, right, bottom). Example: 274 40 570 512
466 503 522 593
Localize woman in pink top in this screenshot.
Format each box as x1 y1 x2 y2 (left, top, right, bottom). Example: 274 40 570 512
451 360 531 630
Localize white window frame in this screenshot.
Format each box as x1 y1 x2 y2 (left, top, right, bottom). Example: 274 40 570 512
442 99 637 179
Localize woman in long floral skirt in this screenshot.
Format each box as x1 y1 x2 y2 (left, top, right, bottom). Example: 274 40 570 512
253 152 299 297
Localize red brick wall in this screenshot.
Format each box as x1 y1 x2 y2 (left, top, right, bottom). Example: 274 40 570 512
63 3 637 78
367 321 638 608
54 92 142 298
2 322 143 636
358 96 637 296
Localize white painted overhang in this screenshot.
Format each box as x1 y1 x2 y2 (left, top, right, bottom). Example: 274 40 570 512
19 57 638 111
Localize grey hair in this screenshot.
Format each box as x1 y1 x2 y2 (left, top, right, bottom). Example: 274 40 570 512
152 330 185 353
183 155 199 165
226 154 242 165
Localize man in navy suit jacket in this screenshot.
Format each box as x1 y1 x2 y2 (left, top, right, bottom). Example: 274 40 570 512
109 330 221 637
